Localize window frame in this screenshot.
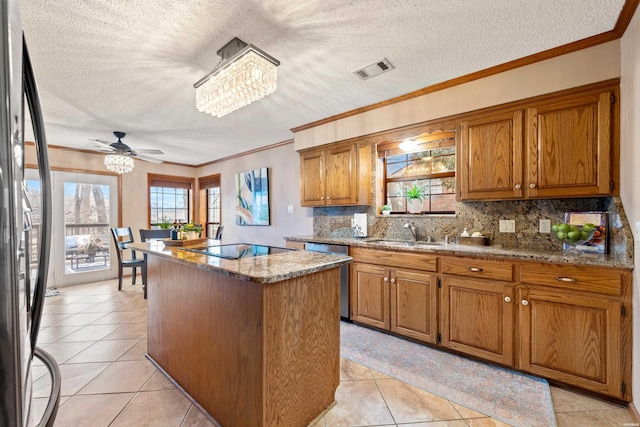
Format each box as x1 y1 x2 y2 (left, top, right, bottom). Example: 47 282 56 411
377 131 456 215
198 174 221 238
147 174 195 227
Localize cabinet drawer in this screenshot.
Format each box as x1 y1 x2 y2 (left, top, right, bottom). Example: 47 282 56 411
350 247 437 272
520 262 622 296
441 257 515 282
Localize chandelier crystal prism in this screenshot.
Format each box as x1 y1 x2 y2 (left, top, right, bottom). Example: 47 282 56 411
104 154 134 174
194 38 280 118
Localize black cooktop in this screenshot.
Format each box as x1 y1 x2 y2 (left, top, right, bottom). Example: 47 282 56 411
180 243 293 260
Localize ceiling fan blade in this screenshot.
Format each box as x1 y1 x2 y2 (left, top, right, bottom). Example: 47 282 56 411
131 153 164 164
133 149 164 155
89 138 114 147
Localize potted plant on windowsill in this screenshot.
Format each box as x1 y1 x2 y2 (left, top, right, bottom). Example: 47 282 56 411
158 217 172 230
381 204 392 215
182 222 203 240
404 181 428 214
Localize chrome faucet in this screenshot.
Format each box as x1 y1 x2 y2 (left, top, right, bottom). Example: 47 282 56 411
404 223 417 241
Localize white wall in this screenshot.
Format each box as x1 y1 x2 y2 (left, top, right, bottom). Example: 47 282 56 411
196 142 314 247
295 41 621 150
620 6 640 412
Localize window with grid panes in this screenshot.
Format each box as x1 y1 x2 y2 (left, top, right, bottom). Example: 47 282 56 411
198 174 221 238
378 131 456 214
148 174 194 226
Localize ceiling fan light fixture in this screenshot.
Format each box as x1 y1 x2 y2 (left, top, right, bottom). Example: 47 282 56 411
104 154 134 174
194 37 279 118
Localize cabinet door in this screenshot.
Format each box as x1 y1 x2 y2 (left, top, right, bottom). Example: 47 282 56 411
326 144 357 205
351 263 390 329
440 277 514 365
519 286 622 398
526 91 612 198
459 110 524 200
300 149 326 206
390 269 437 344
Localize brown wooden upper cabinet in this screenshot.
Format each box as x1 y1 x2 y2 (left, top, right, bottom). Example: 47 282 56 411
458 88 615 201
300 142 371 206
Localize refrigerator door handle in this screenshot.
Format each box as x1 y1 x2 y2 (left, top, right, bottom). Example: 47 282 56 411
22 34 52 354
33 347 60 427
23 34 60 427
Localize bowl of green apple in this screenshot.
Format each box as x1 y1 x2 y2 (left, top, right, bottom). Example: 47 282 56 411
552 222 597 251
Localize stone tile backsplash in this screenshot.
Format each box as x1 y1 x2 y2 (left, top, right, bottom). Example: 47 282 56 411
313 196 632 258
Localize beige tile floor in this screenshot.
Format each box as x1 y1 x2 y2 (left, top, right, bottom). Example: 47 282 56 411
31 278 635 427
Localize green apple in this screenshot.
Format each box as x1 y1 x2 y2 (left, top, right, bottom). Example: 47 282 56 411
558 224 570 233
567 230 581 242
556 231 568 240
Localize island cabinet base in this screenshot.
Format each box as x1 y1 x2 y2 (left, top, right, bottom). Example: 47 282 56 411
146 256 340 426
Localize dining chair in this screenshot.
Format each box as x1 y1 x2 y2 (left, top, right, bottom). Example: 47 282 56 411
139 229 172 242
139 229 171 299
214 225 224 240
110 227 146 297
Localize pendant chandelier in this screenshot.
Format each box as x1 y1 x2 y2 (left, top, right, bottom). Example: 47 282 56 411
194 37 280 118
104 154 134 174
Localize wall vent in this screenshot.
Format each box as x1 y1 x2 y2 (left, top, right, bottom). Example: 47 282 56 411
353 58 395 80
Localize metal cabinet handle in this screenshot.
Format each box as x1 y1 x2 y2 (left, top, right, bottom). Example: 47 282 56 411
504 296 511 302
468 267 483 272
327 196 331 200
321 196 324 200
529 183 536 188
384 277 388 282
556 277 577 283
515 184 521 189
521 300 529 306
390 278 396 283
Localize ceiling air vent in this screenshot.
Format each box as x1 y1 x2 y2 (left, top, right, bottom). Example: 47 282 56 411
353 58 395 80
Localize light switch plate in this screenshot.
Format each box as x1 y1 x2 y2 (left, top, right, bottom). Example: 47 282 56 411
635 221 640 242
287 205 294 213
499 220 515 233
539 219 551 233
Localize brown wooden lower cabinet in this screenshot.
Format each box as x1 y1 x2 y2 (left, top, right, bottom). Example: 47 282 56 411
351 261 438 343
391 269 438 344
440 277 514 366
349 248 632 401
518 285 623 398
351 262 390 329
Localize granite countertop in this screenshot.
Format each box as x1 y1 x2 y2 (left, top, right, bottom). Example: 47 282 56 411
128 240 352 284
285 236 633 269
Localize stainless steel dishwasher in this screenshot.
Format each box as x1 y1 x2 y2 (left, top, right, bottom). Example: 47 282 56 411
304 242 350 320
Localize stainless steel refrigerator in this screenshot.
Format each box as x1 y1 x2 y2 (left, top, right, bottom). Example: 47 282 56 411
1 0 60 426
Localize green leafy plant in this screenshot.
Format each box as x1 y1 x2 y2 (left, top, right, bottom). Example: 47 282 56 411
182 222 203 233
381 204 392 211
403 181 428 202
158 217 173 230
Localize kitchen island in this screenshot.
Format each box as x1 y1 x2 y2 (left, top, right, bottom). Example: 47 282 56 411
128 241 351 427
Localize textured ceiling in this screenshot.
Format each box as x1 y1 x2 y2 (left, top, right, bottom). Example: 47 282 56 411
20 0 626 166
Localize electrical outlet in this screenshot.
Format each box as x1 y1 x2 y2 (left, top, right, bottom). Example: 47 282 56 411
287 205 294 213
499 220 515 233
539 219 551 233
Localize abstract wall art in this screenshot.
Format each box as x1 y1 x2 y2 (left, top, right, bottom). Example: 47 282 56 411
235 167 270 226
